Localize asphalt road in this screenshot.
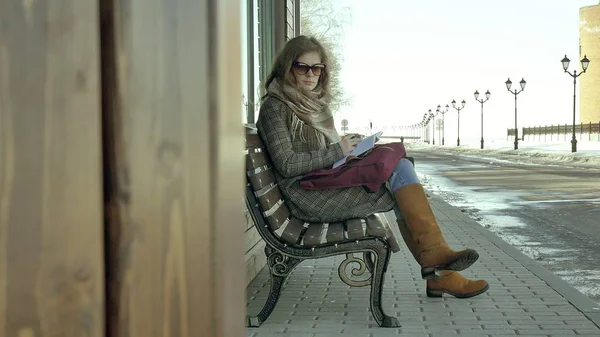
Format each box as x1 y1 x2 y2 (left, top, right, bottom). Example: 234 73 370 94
408 147 600 304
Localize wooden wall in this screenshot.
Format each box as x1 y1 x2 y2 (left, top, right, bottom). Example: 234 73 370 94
244 207 267 286
102 0 245 335
0 0 245 336
0 1 105 336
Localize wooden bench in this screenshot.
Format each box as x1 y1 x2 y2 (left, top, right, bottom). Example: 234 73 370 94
245 125 409 328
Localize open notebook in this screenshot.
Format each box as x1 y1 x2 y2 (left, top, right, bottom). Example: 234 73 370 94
333 131 383 168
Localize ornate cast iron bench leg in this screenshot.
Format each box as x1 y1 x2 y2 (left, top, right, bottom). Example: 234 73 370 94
369 245 401 327
338 253 372 287
247 246 302 327
363 252 375 274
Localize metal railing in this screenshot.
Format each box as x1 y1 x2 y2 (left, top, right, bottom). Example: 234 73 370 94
343 125 436 143
507 121 600 142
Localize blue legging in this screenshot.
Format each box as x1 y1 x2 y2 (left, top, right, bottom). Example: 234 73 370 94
387 157 420 219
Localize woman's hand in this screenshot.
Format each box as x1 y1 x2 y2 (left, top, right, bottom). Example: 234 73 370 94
340 134 361 155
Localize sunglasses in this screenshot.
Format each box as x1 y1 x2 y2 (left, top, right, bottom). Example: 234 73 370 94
292 61 326 76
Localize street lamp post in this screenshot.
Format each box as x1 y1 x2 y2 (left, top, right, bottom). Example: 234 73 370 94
451 99 466 146
561 54 590 153
426 113 433 143
429 109 438 145
422 114 427 143
505 78 526 150
437 104 449 145
474 90 491 149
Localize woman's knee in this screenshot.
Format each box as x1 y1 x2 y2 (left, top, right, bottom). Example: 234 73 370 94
389 157 420 190
394 158 417 178
396 157 413 171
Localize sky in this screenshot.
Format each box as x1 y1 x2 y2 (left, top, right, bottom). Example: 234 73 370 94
331 0 599 143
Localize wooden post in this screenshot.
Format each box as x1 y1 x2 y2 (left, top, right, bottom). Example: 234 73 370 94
0 1 105 336
101 0 245 336
2 1 245 336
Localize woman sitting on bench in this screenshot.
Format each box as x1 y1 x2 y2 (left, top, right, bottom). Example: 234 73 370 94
256 35 488 298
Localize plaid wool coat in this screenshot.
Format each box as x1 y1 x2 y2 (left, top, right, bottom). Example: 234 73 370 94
256 97 396 223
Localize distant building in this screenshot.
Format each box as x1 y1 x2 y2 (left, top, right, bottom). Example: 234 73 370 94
579 4 600 123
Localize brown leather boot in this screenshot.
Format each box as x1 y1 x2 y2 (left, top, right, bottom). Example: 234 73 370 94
398 220 489 298
396 219 418 260
426 271 489 298
394 184 479 279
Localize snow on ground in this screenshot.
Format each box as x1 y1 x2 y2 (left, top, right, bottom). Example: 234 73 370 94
398 138 600 169
406 143 600 304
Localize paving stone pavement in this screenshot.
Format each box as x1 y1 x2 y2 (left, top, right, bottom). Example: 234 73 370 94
245 193 600 337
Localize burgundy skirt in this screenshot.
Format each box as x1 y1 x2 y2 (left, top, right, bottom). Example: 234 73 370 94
299 142 406 192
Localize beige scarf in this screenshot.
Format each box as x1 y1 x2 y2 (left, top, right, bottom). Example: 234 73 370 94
267 79 340 148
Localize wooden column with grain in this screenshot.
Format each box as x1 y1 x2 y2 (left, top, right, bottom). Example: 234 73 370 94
101 0 245 336
0 1 105 336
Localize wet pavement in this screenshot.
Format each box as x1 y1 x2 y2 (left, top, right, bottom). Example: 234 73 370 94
409 147 600 305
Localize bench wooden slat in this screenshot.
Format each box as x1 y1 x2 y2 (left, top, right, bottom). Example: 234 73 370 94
248 168 276 190
245 132 263 150
257 186 283 211
280 217 305 245
365 214 386 237
326 222 345 243
303 223 324 246
246 152 269 170
345 218 365 239
266 204 289 231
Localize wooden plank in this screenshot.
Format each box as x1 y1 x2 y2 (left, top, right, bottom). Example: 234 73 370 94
326 222 345 243
248 168 277 190
346 218 365 239
0 1 104 336
246 151 270 170
280 218 305 245
257 185 284 211
245 132 264 150
102 0 245 336
266 203 290 230
245 227 263 253
365 214 386 237
244 206 256 231
245 240 267 287
303 223 325 246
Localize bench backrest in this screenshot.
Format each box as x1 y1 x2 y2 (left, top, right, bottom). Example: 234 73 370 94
245 125 306 247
